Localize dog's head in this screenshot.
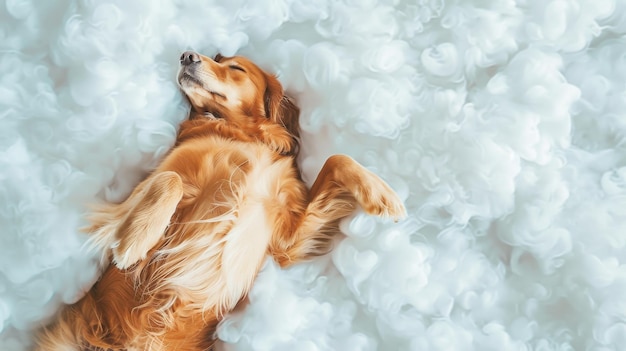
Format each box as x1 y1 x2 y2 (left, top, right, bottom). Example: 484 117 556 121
177 51 299 149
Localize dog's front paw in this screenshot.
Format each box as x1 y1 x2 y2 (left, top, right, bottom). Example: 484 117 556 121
260 123 294 155
111 240 149 270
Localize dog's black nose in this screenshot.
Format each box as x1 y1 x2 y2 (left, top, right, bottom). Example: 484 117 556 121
180 51 200 66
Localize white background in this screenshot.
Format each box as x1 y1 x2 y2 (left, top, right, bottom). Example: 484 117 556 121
1 0 626 350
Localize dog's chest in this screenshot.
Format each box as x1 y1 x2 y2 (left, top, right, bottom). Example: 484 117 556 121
156 141 286 312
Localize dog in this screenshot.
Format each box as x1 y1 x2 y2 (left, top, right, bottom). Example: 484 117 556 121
34 51 406 350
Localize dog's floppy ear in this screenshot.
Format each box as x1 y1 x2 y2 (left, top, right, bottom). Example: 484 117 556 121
264 74 301 156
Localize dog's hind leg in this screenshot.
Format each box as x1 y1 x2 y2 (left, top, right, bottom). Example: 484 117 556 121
270 154 406 267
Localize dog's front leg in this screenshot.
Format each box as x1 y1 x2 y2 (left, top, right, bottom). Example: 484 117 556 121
85 171 184 269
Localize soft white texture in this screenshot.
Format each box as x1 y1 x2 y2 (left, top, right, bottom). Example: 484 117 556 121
1 0 625 350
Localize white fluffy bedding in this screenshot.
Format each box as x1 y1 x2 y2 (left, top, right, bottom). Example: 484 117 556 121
2 0 626 350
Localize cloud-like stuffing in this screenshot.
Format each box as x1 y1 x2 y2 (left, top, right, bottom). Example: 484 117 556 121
1 0 625 350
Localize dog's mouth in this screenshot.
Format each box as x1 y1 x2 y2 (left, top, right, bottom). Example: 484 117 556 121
178 72 227 100
178 71 204 87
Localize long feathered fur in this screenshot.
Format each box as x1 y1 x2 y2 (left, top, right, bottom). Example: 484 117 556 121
33 52 405 351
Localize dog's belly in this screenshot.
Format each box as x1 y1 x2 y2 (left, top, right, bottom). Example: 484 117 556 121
151 136 292 315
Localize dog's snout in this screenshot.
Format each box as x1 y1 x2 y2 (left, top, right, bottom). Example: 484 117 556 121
180 51 200 66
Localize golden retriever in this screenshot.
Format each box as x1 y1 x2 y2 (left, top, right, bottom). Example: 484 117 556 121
34 51 406 350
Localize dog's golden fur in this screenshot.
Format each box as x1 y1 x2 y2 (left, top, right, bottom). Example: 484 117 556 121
34 51 406 350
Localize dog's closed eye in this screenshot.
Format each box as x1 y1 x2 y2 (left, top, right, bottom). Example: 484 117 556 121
229 65 245 72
